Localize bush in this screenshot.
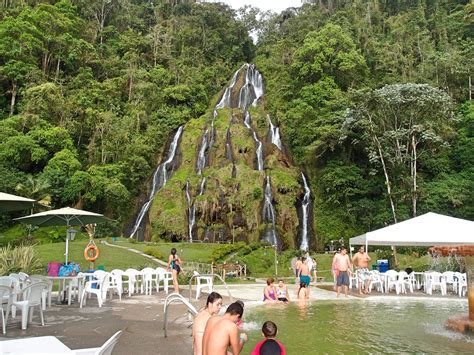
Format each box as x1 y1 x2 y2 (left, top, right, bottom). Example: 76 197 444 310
211 242 246 262
0 244 43 275
144 247 164 260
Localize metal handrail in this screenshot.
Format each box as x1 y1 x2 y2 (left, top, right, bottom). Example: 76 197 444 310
188 273 233 302
163 293 198 338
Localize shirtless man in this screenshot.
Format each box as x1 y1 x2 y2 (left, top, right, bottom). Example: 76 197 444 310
333 246 353 297
352 246 372 294
297 257 311 298
202 302 248 355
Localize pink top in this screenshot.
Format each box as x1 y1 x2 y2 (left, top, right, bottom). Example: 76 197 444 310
251 339 286 355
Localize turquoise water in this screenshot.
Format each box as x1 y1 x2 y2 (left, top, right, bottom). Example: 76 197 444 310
242 299 474 353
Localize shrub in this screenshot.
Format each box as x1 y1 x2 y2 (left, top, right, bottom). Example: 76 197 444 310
144 247 164 260
0 244 43 275
211 242 246 262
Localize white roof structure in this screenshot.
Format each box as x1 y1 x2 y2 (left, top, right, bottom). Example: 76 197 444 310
349 212 474 247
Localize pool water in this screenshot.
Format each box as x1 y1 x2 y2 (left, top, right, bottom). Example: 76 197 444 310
242 298 474 353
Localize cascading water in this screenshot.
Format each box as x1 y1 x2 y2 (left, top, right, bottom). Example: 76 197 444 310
299 173 312 251
199 177 206 195
244 112 264 170
185 180 195 243
262 176 278 247
238 64 265 110
215 66 242 109
268 115 283 150
196 128 209 175
129 126 183 238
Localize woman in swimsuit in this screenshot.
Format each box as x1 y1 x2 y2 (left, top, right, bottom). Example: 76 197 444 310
276 279 290 302
167 247 182 293
192 292 223 355
263 277 277 302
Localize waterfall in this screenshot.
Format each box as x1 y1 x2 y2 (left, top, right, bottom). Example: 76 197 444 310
199 177 206 195
129 126 183 238
216 64 265 110
300 173 312 251
244 111 264 171
225 128 233 162
268 115 283 150
185 180 195 243
215 65 242 109
196 128 209 175
262 176 278 246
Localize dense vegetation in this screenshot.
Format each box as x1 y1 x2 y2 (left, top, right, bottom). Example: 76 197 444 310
1 0 473 249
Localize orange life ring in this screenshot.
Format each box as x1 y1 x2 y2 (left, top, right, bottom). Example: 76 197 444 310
84 244 100 262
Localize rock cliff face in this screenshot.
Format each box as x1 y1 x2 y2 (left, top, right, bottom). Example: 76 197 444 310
129 64 316 250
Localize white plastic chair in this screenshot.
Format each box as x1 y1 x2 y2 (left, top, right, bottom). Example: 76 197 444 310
193 271 213 300
155 268 172 294
12 281 48 330
368 270 384 293
1 276 20 318
101 273 122 301
142 267 158 295
384 270 400 294
74 330 123 355
349 272 358 290
80 273 107 308
397 271 413 294
29 275 53 310
110 269 124 296
426 272 447 295
124 268 142 296
0 285 12 334
443 271 456 293
458 273 467 297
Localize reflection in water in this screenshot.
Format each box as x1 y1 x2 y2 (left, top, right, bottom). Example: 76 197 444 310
297 299 308 321
244 299 474 353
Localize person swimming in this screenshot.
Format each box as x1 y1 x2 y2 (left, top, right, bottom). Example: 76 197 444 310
263 278 277 302
297 282 308 299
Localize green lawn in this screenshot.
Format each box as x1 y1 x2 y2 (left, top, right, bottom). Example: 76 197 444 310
34 239 157 273
112 239 222 263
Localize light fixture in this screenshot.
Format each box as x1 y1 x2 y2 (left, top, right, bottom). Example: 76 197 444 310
67 229 77 241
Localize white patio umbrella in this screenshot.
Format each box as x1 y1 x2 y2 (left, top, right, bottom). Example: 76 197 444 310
0 192 37 212
15 207 110 263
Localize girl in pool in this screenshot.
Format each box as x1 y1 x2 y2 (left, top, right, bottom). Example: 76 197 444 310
167 247 182 293
297 282 308 299
263 277 277 302
276 279 290 302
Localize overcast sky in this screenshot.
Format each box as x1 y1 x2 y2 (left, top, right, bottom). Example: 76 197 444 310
218 0 302 13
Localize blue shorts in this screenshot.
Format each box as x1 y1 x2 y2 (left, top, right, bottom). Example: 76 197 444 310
300 275 311 286
337 271 350 286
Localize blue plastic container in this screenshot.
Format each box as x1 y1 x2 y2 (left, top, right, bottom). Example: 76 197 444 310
377 259 389 272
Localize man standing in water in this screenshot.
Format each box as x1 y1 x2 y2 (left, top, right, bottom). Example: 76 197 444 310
297 257 311 298
352 246 372 294
333 246 352 297
202 302 248 355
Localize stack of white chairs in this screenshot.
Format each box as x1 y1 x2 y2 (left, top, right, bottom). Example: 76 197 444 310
425 272 447 295
385 270 400 294
368 270 384 293
0 285 12 334
101 273 122 301
80 271 108 308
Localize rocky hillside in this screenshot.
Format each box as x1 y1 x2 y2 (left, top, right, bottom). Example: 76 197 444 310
129 64 316 250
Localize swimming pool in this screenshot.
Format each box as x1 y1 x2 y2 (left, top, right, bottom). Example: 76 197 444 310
242 298 474 353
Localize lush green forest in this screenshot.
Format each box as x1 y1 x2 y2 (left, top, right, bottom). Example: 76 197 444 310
0 0 473 248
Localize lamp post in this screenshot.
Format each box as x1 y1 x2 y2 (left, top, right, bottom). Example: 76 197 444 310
65 228 77 264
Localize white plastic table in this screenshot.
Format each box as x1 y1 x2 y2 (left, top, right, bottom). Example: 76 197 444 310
47 275 84 306
0 336 74 354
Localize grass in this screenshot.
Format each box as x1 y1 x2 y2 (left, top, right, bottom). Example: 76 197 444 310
33 239 157 273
